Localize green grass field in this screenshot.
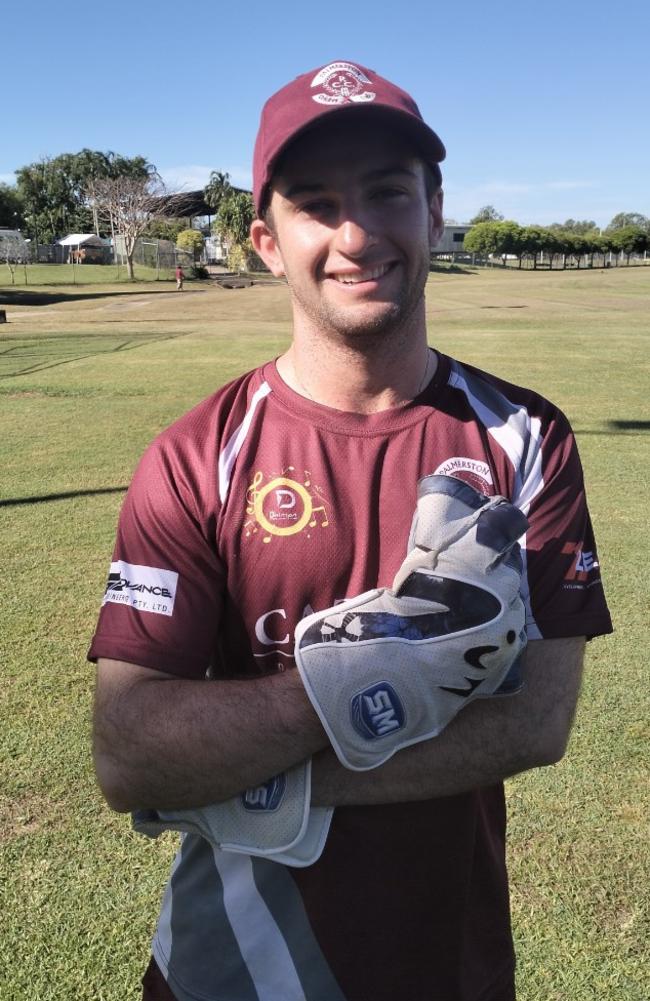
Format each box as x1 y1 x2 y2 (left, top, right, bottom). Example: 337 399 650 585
1 266 648 1000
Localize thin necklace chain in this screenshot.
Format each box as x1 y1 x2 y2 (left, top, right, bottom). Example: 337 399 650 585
290 356 314 400
293 348 433 403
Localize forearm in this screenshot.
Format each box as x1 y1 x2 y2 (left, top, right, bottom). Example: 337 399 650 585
312 695 530 805
93 659 328 812
95 638 583 812
311 637 585 806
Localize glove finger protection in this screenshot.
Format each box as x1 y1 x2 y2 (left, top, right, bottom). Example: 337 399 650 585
401 473 528 697
132 759 334 867
295 474 528 771
395 474 527 588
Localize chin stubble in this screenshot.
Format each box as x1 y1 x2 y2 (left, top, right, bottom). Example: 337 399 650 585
288 256 429 344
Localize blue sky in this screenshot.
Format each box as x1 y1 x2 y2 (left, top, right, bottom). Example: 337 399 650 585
2 0 648 227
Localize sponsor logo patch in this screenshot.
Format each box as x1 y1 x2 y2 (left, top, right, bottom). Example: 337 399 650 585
244 467 330 543
102 561 178 616
433 456 493 493
241 774 286 812
311 62 376 106
351 682 406 741
561 542 600 585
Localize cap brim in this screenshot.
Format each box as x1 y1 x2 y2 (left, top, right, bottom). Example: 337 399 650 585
257 104 445 215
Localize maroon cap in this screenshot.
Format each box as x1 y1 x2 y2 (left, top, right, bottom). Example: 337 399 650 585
253 60 446 215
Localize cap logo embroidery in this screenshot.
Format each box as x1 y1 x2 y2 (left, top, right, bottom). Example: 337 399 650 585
311 62 376 106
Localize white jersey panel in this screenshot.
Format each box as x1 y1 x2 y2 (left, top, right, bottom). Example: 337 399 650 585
219 381 272 503
214 849 308 1001
447 361 545 638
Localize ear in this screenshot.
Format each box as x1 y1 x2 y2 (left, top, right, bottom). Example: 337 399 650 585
250 218 286 277
428 189 445 249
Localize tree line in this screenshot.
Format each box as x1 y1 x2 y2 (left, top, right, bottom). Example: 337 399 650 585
0 151 157 243
0 150 166 279
0 150 257 277
458 205 649 268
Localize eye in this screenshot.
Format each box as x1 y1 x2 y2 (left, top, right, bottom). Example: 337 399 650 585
371 186 409 202
299 198 336 217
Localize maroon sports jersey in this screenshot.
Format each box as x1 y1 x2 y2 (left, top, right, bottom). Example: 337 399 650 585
89 352 611 1001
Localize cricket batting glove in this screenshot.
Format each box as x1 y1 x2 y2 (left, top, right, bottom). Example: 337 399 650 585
295 474 528 771
131 759 333 867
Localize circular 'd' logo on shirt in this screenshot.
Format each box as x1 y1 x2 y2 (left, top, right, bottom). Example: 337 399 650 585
254 477 312 536
245 470 331 543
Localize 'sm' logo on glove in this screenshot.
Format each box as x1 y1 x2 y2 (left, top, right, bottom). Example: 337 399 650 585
351 683 406 740
242 774 287 812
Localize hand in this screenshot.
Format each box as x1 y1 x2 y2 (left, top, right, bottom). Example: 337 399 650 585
132 760 334 867
295 475 528 771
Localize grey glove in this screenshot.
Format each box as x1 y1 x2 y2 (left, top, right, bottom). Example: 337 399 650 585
295 474 528 771
132 759 334 867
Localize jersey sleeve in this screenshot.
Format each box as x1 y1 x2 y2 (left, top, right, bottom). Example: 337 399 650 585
520 409 612 641
88 435 224 678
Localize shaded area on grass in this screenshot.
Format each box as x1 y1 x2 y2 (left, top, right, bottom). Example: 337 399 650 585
428 263 478 275
609 419 650 431
0 486 128 507
0 330 192 377
0 288 182 307
576 421 650 436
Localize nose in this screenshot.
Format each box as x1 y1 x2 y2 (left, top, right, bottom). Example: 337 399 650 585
336 216 377 257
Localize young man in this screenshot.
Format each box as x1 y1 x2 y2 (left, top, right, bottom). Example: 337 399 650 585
90 61 612 1001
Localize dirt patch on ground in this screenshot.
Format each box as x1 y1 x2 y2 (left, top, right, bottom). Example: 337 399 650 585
0 792 64 842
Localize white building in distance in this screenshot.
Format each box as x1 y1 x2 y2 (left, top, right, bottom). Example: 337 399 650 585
433 224 472 256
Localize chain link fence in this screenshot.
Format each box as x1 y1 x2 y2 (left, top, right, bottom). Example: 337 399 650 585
115 237 192 271
1 233 195 286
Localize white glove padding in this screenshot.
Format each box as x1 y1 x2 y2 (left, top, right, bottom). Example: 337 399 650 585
267 805 334 867
404 474 527 699
131 759 334 867
295 474 528 771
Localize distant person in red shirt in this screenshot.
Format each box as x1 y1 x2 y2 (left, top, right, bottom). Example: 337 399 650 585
90 61 612 1001
175 265 184 290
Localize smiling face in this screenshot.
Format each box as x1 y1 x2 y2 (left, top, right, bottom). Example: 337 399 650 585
251 114 444 351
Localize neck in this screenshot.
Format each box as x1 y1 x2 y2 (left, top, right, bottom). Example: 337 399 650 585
277 320 436 414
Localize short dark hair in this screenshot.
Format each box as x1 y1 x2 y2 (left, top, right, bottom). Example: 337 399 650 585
424 162 443 201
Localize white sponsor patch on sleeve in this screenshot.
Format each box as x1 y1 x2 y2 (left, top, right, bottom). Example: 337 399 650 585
102 561 179 617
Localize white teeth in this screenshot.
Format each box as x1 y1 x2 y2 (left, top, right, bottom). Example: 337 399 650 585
333 264 390 284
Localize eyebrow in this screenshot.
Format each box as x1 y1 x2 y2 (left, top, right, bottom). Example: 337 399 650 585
364 165 419 183
281 165 419 200
282 181 327 199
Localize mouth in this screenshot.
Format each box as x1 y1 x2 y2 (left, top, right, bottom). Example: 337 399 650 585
329 262 396 285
